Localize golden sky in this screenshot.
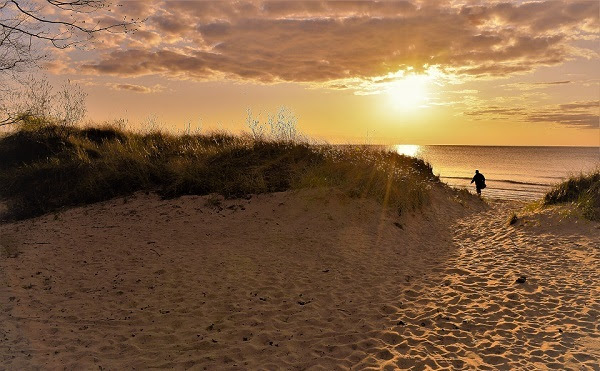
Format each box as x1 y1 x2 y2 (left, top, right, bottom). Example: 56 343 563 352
41 0 600 145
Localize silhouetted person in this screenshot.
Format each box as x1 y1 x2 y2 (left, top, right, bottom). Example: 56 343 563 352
471 170 486 196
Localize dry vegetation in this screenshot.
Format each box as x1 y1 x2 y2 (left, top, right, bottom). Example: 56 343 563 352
544 171 600 221
0 120 441 220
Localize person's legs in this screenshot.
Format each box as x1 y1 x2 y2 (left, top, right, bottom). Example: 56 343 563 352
476 187 481 195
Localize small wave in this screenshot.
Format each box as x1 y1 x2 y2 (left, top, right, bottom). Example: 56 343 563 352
485 186 546 194
453 186 544 201
440 176 550 187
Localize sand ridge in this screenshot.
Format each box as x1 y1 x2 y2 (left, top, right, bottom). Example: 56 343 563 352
1 190 598 369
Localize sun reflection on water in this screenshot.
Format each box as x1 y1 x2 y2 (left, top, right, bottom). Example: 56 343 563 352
395 144 421 157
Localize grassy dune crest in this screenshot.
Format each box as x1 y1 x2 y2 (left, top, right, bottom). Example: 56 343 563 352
544 171 600 221
0 123 440 220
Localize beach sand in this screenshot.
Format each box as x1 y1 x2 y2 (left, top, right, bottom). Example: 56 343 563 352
1 189 598 369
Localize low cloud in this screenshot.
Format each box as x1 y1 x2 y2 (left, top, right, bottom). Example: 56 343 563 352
107 83 164 94
465 107 526 116
501 80 573 91
537 81 571 85
559 101 599 110
527 112 598 128
465 100 599 129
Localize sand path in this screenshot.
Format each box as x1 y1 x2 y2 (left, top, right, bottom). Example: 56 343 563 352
389 201 600 370
1 193 599 369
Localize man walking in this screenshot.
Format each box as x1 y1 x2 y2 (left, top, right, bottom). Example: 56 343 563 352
471 170 486 196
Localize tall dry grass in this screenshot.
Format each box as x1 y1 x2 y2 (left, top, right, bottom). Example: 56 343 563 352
544 171 600 221
0 120 441 220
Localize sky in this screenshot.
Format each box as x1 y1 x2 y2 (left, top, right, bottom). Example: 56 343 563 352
32 1 600 145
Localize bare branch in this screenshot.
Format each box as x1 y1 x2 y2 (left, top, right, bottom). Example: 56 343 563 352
10 0 132 36
0 0 139 75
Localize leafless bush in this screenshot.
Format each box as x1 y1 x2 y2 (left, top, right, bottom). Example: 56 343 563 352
246 106 301 142
269 106 298 142
246 108 266 141
0 76 87 126
54 81 87 125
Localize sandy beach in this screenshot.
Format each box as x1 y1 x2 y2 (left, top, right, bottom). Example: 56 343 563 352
1 188 598 369
1 0 598 368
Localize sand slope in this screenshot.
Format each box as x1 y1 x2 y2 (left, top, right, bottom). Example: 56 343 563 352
1 190 598 369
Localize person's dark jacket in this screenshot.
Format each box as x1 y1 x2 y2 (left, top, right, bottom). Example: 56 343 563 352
471 173 486 188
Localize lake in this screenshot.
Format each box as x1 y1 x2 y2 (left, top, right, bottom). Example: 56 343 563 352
392 145 599 201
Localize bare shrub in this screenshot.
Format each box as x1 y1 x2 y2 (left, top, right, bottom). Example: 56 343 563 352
269 106 298 142
55 81 87 126
0 76 86 127
246 108 266 141
246 106 301 142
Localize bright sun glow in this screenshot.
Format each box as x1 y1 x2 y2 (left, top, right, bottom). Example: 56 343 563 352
395 144 421 157
385 74 430 110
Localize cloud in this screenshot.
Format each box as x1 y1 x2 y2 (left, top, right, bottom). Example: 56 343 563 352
127 30 162 47
114 1 156 19
501 80 572 91
465 100 599 129
107 83 164 94
539 81 571 85
527 112 598 128
65 79 166 94
43 59 72 75
559 101 599 110
78 0 598 85
464 107 526 116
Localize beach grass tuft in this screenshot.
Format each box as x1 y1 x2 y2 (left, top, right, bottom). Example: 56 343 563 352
544 171 600 221
0 121 441 220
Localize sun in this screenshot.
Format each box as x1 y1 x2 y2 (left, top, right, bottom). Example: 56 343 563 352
385 74 430 110
395 144 421 157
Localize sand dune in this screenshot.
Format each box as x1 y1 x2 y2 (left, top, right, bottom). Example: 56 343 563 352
1 189 598 369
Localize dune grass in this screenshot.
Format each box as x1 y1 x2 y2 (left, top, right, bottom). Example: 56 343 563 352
0 122 441 220
544 171 600 221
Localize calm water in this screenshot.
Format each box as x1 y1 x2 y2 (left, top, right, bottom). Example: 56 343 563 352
392 145 600 201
